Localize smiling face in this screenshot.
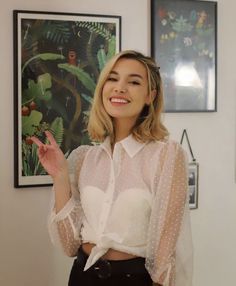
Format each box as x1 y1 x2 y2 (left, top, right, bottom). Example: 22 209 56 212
102 58 153 127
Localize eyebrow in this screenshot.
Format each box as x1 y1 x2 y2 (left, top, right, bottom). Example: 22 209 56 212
109 70 144 80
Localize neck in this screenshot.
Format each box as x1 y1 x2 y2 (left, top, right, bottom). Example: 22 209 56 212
113 118 135 143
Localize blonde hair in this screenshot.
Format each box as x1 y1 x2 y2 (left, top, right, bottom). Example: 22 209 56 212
87 50 169 143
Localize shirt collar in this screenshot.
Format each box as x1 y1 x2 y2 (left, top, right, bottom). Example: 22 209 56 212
101 135 147 158
100 136 112 155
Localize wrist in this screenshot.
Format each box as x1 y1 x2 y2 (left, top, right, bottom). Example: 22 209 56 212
53 170 72 213
52 166 69 181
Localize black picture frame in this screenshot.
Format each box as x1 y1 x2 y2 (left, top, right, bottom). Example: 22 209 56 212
151 0 217 112
13 10 121 188
188 162 199 209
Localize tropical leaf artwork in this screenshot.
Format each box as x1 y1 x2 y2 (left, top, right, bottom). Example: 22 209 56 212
19 14 120 178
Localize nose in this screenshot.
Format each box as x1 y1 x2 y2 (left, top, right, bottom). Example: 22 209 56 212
114 86 127 93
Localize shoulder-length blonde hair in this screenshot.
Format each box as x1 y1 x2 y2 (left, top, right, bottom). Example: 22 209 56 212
87 50 169 143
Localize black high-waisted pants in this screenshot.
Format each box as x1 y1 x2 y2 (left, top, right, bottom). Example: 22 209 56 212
68 246 153 286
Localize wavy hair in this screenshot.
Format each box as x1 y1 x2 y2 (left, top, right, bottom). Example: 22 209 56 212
87 50 169 143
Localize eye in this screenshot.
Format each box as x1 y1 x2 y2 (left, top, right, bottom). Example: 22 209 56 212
129 80 141 85
107 76 118 82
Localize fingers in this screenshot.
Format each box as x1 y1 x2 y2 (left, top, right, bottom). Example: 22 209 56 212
31 131 57 149
45 130 57 146
37 144 54 157
31 136 43 147
38 145 46 157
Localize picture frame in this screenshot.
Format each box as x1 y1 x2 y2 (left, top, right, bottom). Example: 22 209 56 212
151 0 217 112
188 162 199 209
13 10 121 188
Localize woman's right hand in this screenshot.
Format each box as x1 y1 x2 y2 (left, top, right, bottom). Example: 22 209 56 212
31 130 68 179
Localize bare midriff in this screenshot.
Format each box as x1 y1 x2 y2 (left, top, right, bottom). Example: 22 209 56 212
82 242 138 260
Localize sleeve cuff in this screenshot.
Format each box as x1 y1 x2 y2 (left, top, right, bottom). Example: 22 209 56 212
50 196 77 222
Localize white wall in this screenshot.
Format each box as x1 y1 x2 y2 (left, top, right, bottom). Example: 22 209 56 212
0 0 235 285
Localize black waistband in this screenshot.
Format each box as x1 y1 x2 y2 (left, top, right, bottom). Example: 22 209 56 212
76 246 148 279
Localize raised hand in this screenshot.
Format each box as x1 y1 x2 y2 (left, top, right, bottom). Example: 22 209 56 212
31 131 68 179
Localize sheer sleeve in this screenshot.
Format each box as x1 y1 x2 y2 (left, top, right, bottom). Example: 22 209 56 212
146 141 193 286
47 145 90 257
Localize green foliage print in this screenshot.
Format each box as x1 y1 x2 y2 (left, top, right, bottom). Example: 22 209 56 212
20 17 118 177
22 117 63 176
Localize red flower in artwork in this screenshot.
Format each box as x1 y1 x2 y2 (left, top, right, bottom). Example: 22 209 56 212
68 50 77 66
158 7 167 20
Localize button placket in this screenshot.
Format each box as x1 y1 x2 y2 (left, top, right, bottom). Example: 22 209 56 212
97 160 115 234
113 144 122 178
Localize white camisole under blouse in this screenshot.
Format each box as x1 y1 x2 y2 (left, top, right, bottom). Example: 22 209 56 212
80 186 152 270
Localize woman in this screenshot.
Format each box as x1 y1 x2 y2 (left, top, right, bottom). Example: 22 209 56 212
31 50 193 286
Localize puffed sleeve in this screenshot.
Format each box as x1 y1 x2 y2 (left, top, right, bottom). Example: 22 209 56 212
145 141 193 286
47 145 90 257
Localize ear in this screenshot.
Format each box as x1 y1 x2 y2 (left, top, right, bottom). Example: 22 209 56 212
145 89 157 105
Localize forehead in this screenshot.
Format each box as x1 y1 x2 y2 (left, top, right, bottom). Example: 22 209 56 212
111 58 147 78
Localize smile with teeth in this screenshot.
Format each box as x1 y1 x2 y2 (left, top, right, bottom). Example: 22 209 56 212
110 97 130 104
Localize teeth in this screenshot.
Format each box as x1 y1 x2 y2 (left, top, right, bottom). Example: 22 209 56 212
110 98 129 103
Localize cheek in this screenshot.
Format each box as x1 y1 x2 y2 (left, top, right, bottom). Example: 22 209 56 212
102 84 110 99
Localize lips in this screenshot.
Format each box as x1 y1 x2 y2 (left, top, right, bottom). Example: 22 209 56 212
109 97 130 104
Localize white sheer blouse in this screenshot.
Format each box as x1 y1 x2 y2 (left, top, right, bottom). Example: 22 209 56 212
48 135 193 286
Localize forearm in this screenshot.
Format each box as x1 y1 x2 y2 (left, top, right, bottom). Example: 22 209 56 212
56 217 81 256
48 184 82 256
53 169 72 213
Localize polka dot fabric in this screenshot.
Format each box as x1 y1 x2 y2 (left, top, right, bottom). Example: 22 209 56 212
48 136 193 286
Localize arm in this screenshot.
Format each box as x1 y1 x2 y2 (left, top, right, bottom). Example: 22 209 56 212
48 146 89 256
147 143 189 286
156 145 188 285
54 170 71 214
31 130 72 213
31 131 89 256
